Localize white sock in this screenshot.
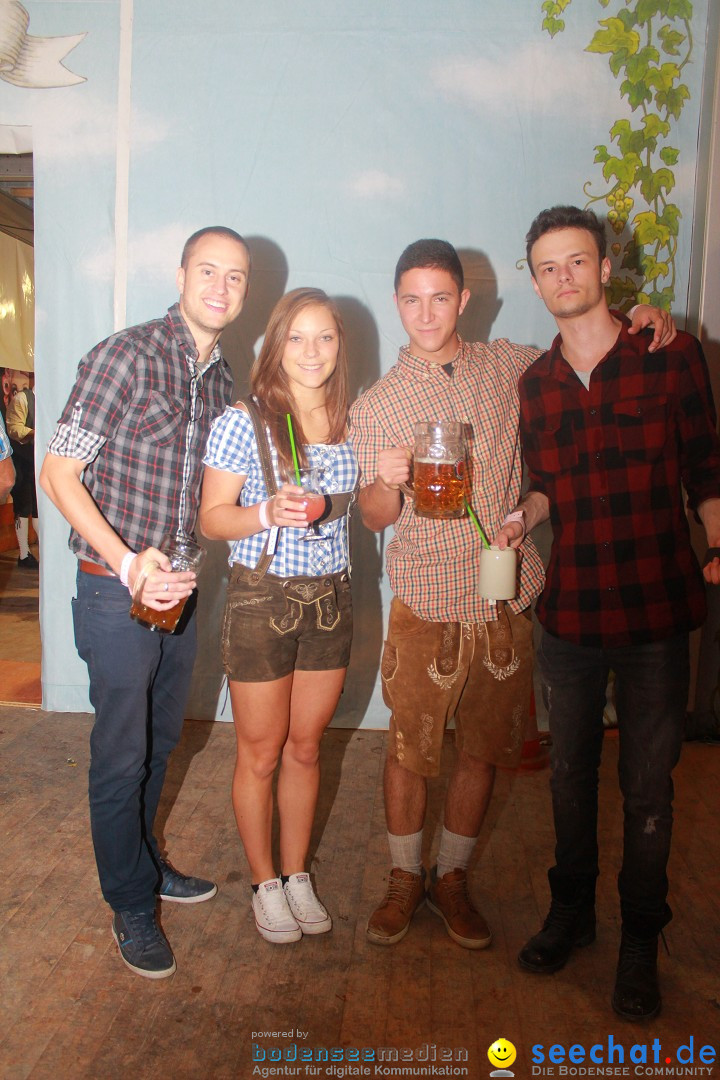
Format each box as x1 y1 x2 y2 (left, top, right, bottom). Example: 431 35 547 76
387 830 424 876
16 517 29 559
436 827 477 879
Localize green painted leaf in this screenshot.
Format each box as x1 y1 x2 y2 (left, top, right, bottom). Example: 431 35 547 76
594 144 610 164
659 146 680 165
587 18 640 57
602 152 642 186
658 26 686 55
636 165 675 202
616 8 638 30
641 254 670 282
667 0 693 19
636 0 670 23
656 83 690 120
625 46 660 84
647 287 674 310
642 113 671 139
609 48 634 77
620 78 653 109
541 0 573 32
542 15 565 36
658 204 682 235
606 275 641 305
646 61 681 92
633 210 671 247
610 118 652 155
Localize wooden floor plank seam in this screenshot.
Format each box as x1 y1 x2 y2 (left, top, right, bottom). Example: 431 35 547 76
1 707 719 1078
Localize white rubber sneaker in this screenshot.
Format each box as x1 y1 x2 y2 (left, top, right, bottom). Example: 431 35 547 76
283 872 332 935
252 878 302 943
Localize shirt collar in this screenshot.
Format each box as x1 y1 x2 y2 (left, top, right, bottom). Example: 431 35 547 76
165 302 223 373
545 311 636 381
398 335 465 374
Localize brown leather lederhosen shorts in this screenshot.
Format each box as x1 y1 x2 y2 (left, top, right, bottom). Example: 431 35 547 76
380 597 534 776
222 564 353 682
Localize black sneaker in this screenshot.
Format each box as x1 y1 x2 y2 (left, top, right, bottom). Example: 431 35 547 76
157 857 218 904
18 553 39 569
112 910 176 979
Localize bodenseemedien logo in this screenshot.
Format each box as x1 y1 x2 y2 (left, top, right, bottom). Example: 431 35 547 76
488 1038 517 1077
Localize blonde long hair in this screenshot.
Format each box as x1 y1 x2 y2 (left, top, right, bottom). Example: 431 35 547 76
250 288 349 477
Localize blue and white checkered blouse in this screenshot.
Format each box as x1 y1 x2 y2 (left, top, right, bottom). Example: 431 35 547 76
204 404 358 578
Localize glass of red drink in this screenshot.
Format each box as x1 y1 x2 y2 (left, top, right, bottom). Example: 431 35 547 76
286 467 327 541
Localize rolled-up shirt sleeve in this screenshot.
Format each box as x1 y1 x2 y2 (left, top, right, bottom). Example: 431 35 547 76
348 399 386 489
46 335 137 463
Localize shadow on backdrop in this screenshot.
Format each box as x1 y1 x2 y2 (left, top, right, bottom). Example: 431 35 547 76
333 295 383 731
457 248 503 345
186 236 289 723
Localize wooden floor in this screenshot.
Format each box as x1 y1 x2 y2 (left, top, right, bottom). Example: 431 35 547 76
0 546 41 706
1 708 719 1080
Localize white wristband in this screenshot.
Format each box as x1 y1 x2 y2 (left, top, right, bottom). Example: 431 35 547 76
258 499 272 530
120 551 138 589
502 510 526 539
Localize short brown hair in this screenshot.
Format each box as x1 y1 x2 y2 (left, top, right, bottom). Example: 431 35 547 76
180 226 250 269
525 206 607 275
394 239 464 294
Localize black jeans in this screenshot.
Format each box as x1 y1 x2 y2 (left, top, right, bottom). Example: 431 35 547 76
73 570 197 913
537 628 688 938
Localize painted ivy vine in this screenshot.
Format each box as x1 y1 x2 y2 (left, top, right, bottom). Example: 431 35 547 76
540 0 694 310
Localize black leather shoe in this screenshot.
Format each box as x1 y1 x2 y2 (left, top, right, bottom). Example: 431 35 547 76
518 899 596 973
612 932 661 1021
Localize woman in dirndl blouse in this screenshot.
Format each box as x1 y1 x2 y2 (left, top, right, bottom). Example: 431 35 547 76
200 287 358 944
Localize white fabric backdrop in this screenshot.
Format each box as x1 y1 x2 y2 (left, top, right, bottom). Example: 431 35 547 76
0 0 712 721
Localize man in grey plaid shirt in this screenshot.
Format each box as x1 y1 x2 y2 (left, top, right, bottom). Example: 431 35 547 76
40 226 250 979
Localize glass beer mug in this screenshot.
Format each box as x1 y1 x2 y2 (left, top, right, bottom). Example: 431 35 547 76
401 420 467 520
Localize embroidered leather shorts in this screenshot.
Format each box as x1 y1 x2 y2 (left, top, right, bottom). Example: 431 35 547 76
222 565 353 682
380 598 534 776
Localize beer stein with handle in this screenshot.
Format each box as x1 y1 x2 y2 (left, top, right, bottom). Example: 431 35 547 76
400 420 467 520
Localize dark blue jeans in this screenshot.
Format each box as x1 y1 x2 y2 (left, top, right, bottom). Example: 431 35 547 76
73 569 197 914
537 628 688 938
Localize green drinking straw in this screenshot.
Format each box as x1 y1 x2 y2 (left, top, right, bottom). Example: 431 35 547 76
286 413 302 483
465 499 490 549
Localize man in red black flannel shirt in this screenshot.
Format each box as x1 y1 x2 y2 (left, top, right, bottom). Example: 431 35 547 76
496 205 720 1022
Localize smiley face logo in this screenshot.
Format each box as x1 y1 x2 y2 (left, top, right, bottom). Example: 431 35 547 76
488 1038 517 1071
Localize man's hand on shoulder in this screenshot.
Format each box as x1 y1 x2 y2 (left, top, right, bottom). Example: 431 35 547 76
698 499 720 586
703 549 720 586
627 304 677 352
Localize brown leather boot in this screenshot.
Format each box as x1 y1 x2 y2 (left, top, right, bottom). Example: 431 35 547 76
426 867 492 949
366 867 426 945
